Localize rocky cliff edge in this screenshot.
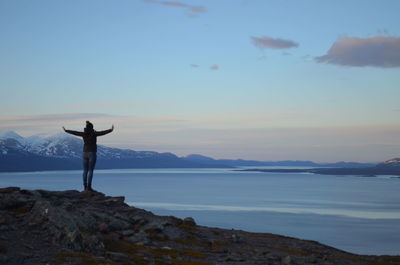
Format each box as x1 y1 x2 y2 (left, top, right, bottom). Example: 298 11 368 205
0 187 399 265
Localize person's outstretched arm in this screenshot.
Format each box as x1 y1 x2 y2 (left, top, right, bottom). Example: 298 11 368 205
96 125 114 136
63 126 84 136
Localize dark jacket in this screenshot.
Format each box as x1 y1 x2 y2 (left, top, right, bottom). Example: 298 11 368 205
65 129 112 152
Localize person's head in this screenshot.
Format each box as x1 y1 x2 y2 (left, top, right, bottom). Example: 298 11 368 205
85 120 94 133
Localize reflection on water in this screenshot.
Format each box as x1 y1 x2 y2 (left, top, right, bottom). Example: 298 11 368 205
129 201 400 219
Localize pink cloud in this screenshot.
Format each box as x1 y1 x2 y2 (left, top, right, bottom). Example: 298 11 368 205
251 36 299 50
161 1 206 13
161 1 186 7
145 1 207 17
189 6 206 13
210 64 219 70
315 36 400 68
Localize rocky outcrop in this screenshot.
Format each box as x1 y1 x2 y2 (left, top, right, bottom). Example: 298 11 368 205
0 187 399 265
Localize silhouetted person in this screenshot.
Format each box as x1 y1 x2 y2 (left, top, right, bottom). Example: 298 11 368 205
63 121 114 191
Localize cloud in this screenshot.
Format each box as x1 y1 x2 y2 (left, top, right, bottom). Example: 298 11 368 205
144 0 206 17
315 36 400 68
251 36 299 50
190 64 199 68
210 64 219 70
2 112 400 161
0 113 108 124
0 113 186 138
162 1 205 13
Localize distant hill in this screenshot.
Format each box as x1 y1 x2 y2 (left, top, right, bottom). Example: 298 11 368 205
311 158 400 175
239 158 400 176
182 154 375 168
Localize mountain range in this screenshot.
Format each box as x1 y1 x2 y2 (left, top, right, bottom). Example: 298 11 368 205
182 154 375 168
0 131 375 172
0 131 224 172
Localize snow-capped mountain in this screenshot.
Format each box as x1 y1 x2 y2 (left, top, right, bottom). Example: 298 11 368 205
0 131 166 159
0 131 213 171
1 131 82 158
376 158 400 168
0 131 26 143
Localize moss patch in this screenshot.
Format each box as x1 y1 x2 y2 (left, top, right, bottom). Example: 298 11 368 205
145 228 170 241
249 233 285 239
13 205 32 216
149 234 170 241
104 238 208 265
173 237 207 248
178 224 197 231
148 247 206 259
57 252 113 265
210 240 227 247
211 230 221 236
103 239 148 265
271 247 309 256
371 256 400 265
172 261 212 265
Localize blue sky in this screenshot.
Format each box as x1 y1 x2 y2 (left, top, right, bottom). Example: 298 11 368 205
1 0 400 162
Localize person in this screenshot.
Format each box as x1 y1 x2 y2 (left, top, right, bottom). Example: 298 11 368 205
63 121 114 191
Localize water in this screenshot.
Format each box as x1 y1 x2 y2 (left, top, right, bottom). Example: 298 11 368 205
1 168 399 255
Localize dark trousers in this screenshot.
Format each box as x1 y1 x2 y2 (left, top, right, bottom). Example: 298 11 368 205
83 152 97 189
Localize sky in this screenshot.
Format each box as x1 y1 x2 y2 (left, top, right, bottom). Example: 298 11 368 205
0 0 400 162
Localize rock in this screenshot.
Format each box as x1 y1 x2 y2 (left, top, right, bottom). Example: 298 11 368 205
17 252 33 258
0 187 395 265
0 216 6 224
0 255 9 263
231 234 242 243
66 229 83 250
0 187 20 193
134 240 150 246
83 235 104 251
282 255 291 265
0 242 7 254
121 230 135 237
183 217 196 226
104 196 125 203
98 222 109 233
108 219 131 231
106 251 131 260
306 254 318 263
0 196 28 210
23 243 34 250
0 225 10 231
80 212 98 230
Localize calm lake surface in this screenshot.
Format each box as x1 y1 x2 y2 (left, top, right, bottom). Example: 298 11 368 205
1 168 399 255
